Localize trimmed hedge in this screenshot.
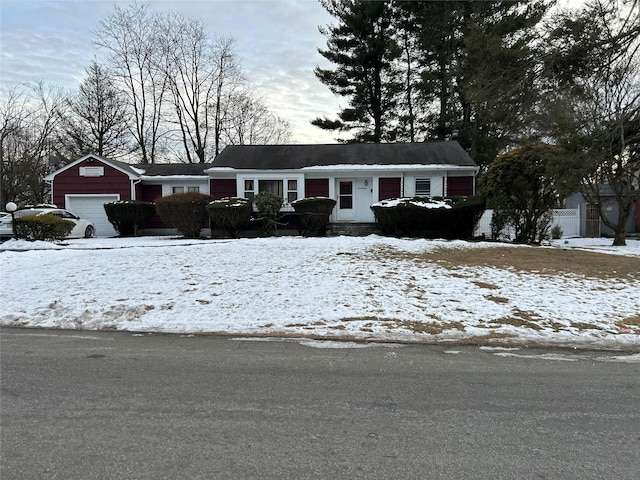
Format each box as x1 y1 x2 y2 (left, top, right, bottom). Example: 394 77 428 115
371 196 486 239
104 201 156 236
292 197 336 236
155 192 213 238
206 197 252 238
254 192 283 236
14 213 74 241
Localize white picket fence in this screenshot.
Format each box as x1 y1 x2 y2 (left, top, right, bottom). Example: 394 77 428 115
474 207 580 239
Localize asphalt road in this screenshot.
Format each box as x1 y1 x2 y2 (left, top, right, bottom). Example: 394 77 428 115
1 328 639 480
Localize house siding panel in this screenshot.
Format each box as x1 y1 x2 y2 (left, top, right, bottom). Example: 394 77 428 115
305 178 329 197
447 176 474 196
138 184 166 228
210 179 236 199
52 159 132 207
378 177 401 200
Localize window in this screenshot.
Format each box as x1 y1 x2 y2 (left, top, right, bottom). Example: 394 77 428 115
259 180 284 197
415 178 431 197
287 179 298 203
244 180 255 200
172 186 199 194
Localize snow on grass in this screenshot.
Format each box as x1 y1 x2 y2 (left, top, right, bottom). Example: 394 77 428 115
1 235 639 350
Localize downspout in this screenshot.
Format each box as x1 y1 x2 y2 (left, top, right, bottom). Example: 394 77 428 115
132 179 141 200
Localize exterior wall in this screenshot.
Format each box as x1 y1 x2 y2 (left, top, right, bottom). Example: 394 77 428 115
52 158 133 208
305 178 329 197
210 179 237 199
160 179 210 196
378 178 401 200
447 176 474 196
138 184 166 229
208 167 477 224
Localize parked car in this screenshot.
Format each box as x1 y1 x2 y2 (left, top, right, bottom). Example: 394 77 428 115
0 207 95 240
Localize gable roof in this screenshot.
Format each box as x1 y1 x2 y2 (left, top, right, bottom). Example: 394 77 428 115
44 154 214 181
210 141 476 170
44 154 141 181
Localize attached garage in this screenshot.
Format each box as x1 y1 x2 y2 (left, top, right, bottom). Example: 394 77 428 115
65 194 120 237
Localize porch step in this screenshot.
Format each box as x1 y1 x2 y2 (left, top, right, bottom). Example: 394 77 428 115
327 223 380 237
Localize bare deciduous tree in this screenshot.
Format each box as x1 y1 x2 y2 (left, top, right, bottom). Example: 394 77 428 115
93 3 168 164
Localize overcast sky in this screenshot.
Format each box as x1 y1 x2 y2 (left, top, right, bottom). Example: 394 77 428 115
0 0 346 144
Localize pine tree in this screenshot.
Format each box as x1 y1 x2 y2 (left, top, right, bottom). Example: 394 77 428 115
313 0 403 142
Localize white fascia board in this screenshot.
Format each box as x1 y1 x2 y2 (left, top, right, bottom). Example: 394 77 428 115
139 175 209 181
44 154 139 181
300 164 473 172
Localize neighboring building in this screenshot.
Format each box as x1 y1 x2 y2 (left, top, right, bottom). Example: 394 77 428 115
565 188 639 237
43 142 479 236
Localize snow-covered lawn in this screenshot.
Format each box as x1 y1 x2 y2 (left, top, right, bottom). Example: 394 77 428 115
1 235 639 350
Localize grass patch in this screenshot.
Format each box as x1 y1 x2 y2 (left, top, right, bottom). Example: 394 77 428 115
485 294 509 304
376 245 640 280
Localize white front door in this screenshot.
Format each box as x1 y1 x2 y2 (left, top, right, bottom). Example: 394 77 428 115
336 179 355 221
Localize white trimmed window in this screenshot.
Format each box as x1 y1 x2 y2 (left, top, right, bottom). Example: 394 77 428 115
172 186 200 194
415 178 431 197
287 180 298 203
244 180 255 200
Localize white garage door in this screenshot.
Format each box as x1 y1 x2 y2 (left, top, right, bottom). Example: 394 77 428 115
65 194 119 237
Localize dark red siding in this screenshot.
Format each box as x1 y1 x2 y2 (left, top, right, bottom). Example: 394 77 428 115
52 159 132 207
305 179 329 197
447 176 474 196
210 179 237 199
378 177 401 200
138 184 166 228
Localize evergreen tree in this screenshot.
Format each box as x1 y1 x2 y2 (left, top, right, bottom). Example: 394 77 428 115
58 61 131 160
397 0 548 166
313 0 403 142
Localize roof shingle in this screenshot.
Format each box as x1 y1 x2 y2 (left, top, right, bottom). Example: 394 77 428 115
211 141 476 170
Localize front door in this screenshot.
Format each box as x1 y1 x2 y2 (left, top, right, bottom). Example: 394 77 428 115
336 179 355 221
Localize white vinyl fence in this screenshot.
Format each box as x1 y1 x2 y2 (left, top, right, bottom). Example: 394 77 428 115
474 207 580 239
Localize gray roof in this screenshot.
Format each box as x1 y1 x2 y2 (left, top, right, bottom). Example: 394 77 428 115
211 141 476 170
133 163 214 176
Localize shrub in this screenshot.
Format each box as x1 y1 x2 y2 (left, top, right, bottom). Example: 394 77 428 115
14 213 74 241
254 191 283 236
551 224 563 240
292 197 337 236
104 201 156 236
155 192 213 238
370 196 486 239
206 197 252 238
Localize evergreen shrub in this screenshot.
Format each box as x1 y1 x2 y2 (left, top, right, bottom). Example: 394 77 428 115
371 196 486 239
206 197 252 238
155 192 213 238
254 192 283 236
104 201 156 236
14 213 74 241
292 197 337 236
